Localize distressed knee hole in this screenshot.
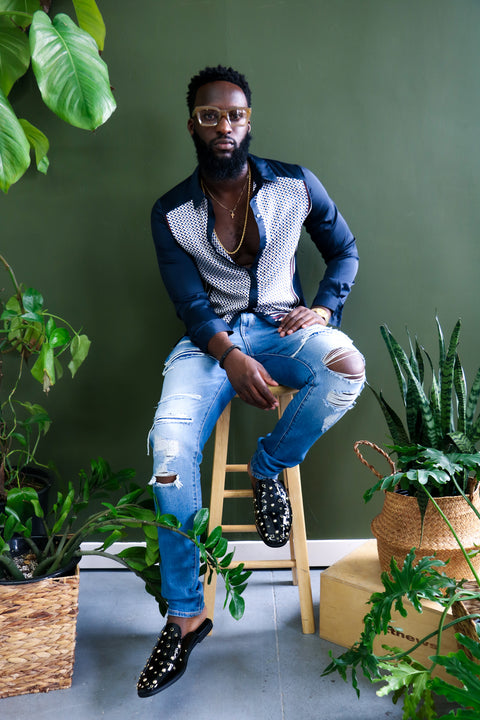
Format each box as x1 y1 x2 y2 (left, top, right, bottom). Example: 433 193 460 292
323 347 365 381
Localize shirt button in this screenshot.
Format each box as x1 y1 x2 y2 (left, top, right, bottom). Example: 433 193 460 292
256 213 261 218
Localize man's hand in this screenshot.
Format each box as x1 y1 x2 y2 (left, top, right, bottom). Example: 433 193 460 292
208 332 279 410
278 306 330 337
223 350 279 410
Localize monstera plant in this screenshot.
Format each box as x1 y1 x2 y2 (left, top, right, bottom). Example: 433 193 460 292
0 0 116 192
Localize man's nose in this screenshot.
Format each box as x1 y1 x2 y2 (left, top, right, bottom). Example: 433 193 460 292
216 115 232 133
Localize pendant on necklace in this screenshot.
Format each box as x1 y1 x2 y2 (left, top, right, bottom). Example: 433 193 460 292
230 211 235 219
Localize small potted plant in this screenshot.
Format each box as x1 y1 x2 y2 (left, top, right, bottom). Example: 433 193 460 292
0 254 90 507
0 456 250 698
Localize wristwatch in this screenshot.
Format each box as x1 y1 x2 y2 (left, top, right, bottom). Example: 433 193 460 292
312 307 331 323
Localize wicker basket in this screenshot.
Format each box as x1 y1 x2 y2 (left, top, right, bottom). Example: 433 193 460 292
0 566 79 698
355 440 480 580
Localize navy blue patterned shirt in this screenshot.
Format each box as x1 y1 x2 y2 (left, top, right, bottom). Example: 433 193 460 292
151 154 358 353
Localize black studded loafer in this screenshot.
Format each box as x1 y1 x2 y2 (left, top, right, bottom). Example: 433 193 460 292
253 478 292 548
137 618 213 697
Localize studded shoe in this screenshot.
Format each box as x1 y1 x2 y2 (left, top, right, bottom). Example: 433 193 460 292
253 478 292 548
137 618 213 697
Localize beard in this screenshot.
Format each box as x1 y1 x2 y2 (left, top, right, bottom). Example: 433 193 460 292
192 130 252 181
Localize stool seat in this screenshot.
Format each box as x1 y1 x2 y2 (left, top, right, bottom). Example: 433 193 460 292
204 385 315 634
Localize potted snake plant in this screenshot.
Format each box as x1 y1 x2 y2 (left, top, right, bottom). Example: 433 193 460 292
355 318 480 579
322 318 480 718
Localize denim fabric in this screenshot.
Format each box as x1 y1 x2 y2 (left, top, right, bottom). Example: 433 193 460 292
149 313 364 616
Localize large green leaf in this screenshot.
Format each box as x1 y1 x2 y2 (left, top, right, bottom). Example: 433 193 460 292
0 1 40 29
0 86 30 192
0 15 31 95
72 0 105 51
29 10 116 130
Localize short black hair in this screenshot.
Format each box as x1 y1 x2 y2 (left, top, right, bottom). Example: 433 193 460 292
186 65 252 115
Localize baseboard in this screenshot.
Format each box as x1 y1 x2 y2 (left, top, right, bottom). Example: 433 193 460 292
79 538 370 570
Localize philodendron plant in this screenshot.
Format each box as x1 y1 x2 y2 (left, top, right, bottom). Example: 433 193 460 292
0 457 251 620
0 255 91 498
0 0 116 192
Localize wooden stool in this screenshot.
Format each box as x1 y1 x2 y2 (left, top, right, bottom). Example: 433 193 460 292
204 385 315 634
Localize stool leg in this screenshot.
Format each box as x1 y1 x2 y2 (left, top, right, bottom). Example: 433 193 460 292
284 463 315 634
203 403 231 622
278 392 315 634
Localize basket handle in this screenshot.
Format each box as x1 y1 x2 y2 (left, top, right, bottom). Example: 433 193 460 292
354 440 395 480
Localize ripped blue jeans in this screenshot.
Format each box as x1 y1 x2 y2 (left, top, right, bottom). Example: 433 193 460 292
148 313 365 617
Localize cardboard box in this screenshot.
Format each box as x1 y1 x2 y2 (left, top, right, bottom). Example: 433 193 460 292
319 539 459 672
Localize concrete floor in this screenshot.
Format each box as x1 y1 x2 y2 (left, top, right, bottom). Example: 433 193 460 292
1 568 455 719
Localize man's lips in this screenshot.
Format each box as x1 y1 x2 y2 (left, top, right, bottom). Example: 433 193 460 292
212 138 235 151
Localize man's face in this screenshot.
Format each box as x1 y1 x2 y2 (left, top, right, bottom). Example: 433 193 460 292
188 81 251 180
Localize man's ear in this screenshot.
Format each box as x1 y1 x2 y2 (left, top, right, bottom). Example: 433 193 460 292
187 118 194 136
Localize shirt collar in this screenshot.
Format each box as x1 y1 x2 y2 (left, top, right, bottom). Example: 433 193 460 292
191 154 276 209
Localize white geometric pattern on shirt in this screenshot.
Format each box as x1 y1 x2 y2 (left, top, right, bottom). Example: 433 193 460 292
166 175 310 322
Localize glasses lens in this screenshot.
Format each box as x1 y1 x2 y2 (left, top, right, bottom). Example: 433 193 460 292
197 108 221 126
227 108 249 126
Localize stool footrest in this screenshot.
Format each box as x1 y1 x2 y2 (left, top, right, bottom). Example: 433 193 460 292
223 489 253 499
226 463 249 472
230 559 296 570
221 524 257 533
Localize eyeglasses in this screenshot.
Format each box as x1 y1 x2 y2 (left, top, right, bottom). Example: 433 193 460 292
192 106 252 127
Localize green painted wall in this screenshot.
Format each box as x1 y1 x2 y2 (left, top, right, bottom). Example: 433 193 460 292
2 0 479 539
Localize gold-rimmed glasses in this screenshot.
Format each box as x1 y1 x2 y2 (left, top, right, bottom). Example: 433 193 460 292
192 106 251 127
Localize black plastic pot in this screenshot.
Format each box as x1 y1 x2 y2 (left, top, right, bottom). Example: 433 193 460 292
0 467 52 535
0 536 80 585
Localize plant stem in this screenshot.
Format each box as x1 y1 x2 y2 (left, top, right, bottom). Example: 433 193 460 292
426 489 480 586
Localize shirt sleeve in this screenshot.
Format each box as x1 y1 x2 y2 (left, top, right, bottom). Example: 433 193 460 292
151 199 232 352
301 166 359 326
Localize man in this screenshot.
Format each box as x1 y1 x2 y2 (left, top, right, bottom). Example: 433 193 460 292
137 65 365 697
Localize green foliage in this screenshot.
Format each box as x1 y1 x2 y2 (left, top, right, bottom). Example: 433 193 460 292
0 256 91 495
0 458 250 621
368 318 480 499
430 635 480 719
0 0 115 192
322 548 480 719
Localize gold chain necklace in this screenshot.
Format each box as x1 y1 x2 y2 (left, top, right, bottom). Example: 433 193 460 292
201 172 249 219
202 165 251 256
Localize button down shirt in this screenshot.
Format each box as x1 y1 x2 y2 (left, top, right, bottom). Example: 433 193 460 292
151 154 358 353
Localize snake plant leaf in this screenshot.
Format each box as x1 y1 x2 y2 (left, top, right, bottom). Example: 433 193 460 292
380 326 407 401
448 431 476 454
0 15 31 95
18 118 49 173
372 387 410 445
0 86 30 192
440 319 461 437
436 315 446 368
29 11 116 130
454 354 467 434
382 327 440 447
72 0 105 51
466 365 480 429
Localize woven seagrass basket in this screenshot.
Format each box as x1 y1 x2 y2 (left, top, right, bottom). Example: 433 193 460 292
0 566 79 698
355 441 480 580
